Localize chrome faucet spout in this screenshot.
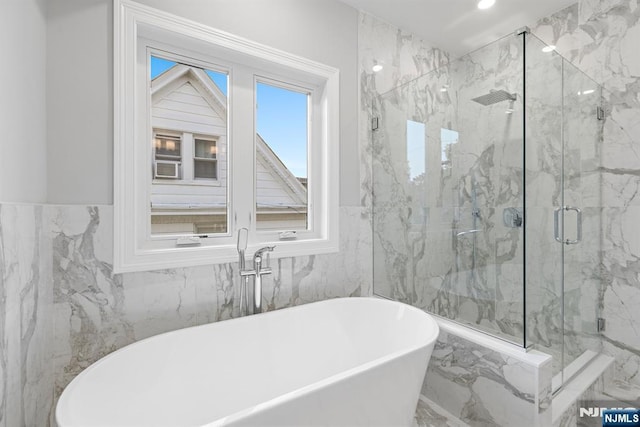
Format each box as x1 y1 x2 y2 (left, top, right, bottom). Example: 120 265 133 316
252 246 275 314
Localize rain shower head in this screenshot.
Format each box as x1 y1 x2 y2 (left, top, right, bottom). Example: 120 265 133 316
471 89 517 106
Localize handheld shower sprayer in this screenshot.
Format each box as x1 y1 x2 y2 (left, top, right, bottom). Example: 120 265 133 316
237 228 249 315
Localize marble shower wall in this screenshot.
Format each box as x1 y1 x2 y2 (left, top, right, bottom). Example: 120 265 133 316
0 204 53 427
367 21 527 344
530 0 640 387
51 205 372 401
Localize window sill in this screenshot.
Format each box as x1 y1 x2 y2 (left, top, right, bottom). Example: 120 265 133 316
113 235 339 273
152 179 222 187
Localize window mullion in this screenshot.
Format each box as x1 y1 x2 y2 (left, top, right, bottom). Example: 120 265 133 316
183 133 193 181
231 67 256 234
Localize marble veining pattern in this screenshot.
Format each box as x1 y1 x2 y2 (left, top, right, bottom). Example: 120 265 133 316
0 206 6 427
0 204 53 427
423 330 552 426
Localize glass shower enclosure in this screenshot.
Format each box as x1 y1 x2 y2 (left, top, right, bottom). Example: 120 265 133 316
371 29 605 391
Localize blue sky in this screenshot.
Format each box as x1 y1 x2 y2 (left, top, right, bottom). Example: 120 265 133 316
256 83 307 178
151 56 308 178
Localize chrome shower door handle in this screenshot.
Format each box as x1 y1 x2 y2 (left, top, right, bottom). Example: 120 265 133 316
553 207 562 243
564 206 582 245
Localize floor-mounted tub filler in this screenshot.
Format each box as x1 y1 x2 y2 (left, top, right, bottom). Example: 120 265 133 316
56 297 439 426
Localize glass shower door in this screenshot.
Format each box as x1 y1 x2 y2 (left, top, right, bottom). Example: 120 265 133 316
525 33 604 391
558 59 604 386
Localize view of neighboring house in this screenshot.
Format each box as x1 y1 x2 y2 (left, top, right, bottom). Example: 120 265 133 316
150 63 307 234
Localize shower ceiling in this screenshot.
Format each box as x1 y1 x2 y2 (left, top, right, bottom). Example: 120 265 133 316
337 0 576 55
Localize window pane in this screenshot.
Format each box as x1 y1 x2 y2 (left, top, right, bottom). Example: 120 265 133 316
194 159 217 179
149 55 228 235
195 139 217 159
155 134 181 158
255 81 308 231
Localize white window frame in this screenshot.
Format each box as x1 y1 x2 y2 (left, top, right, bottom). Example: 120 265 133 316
114 0 339 273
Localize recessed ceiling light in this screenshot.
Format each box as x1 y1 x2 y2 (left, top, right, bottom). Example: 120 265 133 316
505 109 514 114
477 0 495 10
542 45 556 53
372 64 383 73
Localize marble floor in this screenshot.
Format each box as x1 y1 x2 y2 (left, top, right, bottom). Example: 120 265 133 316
413 396 469 427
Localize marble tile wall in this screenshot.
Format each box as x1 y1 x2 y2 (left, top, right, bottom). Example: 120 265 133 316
358 12 450 211
530 0 640 388
0 204 53 427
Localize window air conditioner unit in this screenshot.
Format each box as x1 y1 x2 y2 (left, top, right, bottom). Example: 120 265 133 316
155 160 180 179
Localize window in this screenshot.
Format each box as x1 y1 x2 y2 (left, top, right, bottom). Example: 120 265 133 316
114 0 339 272
154 132 181 179
194 138 218 180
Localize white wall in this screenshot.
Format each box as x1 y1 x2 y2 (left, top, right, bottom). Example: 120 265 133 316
0 0 47 203
46 0 113 205
45 0 360 206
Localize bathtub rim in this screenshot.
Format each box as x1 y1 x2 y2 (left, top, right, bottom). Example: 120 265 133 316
56 296 439 427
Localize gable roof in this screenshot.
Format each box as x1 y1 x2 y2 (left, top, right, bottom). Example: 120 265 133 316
152 64 227 119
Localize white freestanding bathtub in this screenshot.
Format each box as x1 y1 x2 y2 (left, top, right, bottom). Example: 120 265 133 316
56 297 439 427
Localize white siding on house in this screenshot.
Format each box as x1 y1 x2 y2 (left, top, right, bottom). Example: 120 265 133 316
255 159 303 207
153 81 227 131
